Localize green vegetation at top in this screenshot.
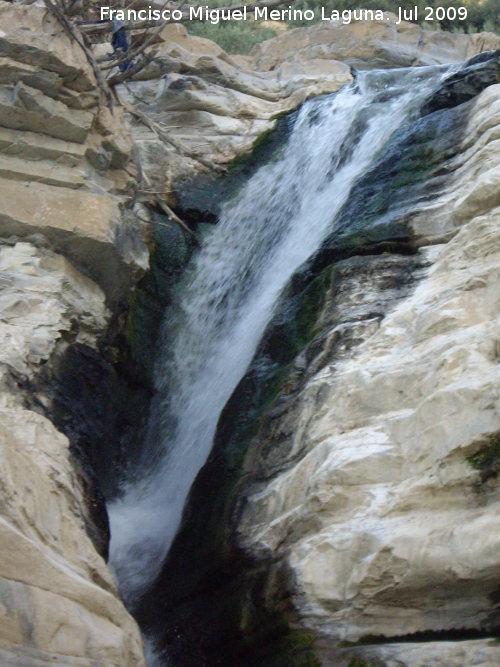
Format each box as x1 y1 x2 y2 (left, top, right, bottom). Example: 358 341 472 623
188 19 277 54
186 0 500 54
186 0 278 52
288 0 500 32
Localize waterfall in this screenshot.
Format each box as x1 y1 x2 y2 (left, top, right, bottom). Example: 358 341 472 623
107 65 452 616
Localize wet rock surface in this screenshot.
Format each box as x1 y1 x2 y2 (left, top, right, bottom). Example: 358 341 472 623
136 50 500 667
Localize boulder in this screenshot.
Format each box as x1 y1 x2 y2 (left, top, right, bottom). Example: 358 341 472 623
0 126 86 166
0 242 107 376
0 56 62 96
0 178 148 303
0 82 93 144
249 14 500 71
0 154 85 188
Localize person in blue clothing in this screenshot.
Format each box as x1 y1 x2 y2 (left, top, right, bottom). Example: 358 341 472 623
111 19 132 72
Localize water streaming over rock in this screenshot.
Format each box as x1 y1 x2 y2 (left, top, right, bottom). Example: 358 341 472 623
107 65 453 625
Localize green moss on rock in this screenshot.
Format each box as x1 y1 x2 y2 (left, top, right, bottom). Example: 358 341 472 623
347 656 369 667
468 432 500 483
174 110 297 224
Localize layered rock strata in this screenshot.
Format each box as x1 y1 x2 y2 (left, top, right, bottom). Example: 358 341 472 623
118 22 352 199
0 1 148 305
121 15 500 209
0 244 146 667
0 3 147 664
249 14 500 71
233 73 500 666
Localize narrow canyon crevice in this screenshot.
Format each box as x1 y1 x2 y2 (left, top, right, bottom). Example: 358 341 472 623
106 51 500 667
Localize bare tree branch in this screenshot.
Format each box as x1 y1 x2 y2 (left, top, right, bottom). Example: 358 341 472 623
139 172 196 237
118 94 226 173
107 48 159 85
93 0 177 85
43 0 115 109
44 0 267 178
100 21 163 70
78 0 294 35
153 194 196 237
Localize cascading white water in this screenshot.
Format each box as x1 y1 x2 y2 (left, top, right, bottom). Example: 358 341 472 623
108 65 453 615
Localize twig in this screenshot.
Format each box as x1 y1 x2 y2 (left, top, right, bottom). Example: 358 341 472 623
136 212 173 229
108 49 159 86
124 82 150 104
78 0 295 34
153 194 195 237
101 0 171 72
42 0 115 110
139 173 196 238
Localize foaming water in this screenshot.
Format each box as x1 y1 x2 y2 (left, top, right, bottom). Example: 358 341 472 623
108 66 451 626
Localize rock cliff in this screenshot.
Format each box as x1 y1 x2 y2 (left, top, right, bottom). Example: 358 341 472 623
119 22 352 200
0 3 147 664
223 61 500 667
249 14 500 70
134 32 500 667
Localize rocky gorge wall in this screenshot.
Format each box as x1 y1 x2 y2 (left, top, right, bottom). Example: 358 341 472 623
238 80 500 664
135 38 500 667
3 4 500 667
0 3 149 664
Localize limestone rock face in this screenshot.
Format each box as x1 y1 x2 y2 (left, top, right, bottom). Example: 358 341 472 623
3 6 500 667
119 23 352 197
0 5 147 665
231 61 500 666
0 3 94 91
250 14 500 72
411 82 500 244
0 1 147 305
323 639 500 667
0 242 107 375
0 243 146 666
121 18 500 201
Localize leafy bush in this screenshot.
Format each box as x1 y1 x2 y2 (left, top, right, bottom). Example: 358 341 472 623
287 0 500 32
188 20 277 54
